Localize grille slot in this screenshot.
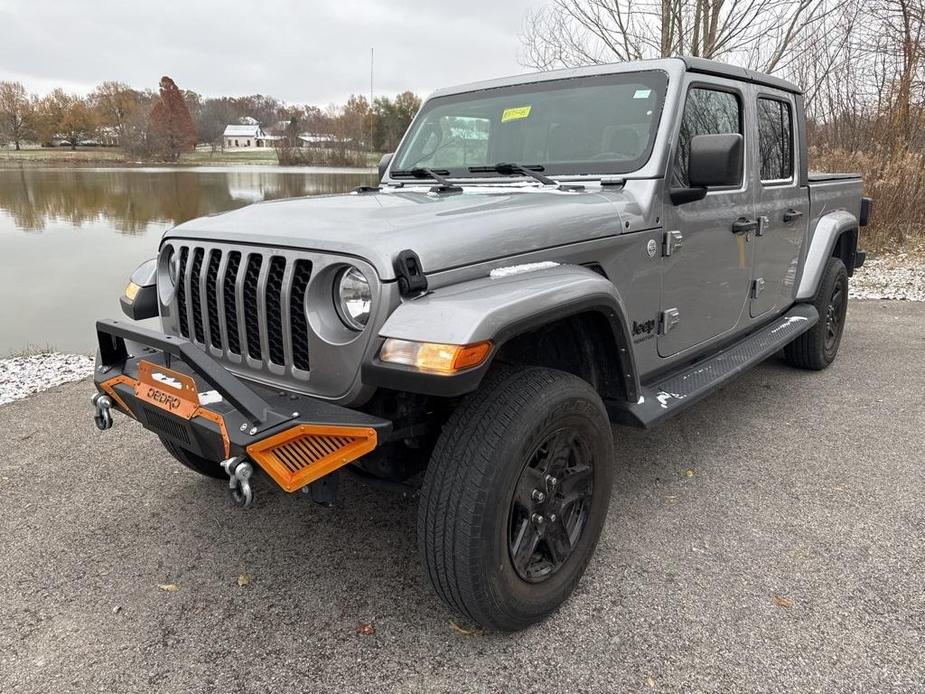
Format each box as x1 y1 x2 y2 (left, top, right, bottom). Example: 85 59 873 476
142 405 192 446
223 251 242 354
189 248 205 344
205 250 222 349
265 256 287 366
290 260 312 371
176 247 189 338
169 244 322 379
242 254 263 360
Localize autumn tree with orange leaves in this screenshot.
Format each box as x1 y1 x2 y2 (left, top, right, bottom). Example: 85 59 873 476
150 76 196 161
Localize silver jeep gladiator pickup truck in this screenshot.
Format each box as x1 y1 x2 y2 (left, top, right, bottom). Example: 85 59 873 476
93 57 870 631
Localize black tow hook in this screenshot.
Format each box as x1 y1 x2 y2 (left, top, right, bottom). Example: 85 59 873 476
221 457 254 508
91 393 114 430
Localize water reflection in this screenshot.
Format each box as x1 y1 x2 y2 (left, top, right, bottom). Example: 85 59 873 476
0 166 376 354
0 167 376 233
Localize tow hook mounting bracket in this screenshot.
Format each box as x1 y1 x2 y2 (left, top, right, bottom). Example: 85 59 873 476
91 393 114 430
301 471 339 508
221 457 254 508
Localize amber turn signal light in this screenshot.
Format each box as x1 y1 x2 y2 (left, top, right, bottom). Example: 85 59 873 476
124 281 141 303
379 339 492 374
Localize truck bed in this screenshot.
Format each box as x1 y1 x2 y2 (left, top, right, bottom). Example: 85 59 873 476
807 171 862 182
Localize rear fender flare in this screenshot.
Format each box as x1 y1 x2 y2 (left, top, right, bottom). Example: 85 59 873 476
796 210 858 300
366 264 639 401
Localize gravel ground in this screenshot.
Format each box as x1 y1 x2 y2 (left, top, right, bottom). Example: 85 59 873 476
850 253 925 301
0 353 93 405
0 299 922 693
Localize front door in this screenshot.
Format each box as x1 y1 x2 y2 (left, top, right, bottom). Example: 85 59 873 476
749 93 809 317
659 83 755 358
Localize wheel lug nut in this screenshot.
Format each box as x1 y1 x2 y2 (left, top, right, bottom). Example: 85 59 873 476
549 513 557 522
531 513 544 526
532 490 546 503
545 475 558 488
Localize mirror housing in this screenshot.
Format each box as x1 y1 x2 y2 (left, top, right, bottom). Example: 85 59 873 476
378 152 394 182
120 257 158 321
688 133 743 188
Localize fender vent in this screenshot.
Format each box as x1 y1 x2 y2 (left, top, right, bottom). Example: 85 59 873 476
247 425 377 492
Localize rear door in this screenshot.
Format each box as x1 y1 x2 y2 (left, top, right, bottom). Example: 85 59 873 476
749 92 809 317
659 82 755 357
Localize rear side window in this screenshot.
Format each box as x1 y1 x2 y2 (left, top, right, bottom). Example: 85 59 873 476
757 98 794 182
673 88 742 187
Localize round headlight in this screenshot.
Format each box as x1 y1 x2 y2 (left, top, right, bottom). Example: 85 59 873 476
335 266 372 330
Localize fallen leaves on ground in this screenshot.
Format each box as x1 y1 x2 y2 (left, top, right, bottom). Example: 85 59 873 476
449 619 482 636
356 623 376 636
685 468 695 478
237 574 250 587
646 677 656 688
773 594 794 608
157 583 178 592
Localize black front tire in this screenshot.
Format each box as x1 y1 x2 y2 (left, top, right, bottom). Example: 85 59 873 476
785 256 849 370
160 437 226 479
418 367 615 631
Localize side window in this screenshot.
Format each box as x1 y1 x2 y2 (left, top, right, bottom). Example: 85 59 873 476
673 88 742 187
757 98 793 182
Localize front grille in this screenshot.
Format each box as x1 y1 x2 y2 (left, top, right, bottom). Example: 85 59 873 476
170 244 313 373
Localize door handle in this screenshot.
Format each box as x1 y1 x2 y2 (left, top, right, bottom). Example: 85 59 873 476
783 209 803 223
732 217 759 234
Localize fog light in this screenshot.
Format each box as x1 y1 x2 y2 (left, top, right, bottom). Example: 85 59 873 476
379 339 492 374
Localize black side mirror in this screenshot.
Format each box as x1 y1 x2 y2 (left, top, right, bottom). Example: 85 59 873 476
378 152 394 182
688 133 743 188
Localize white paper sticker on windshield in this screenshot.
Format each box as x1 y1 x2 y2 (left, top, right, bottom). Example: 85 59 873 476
633 89 652 99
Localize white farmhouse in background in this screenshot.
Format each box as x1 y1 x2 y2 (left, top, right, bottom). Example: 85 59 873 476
223 118 281 149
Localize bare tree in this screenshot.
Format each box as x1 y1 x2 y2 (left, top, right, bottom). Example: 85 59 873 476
520 0 832 74
89 81 143 145
0 81 36 150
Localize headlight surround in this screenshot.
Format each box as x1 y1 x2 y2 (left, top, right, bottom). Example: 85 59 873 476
335 266 372 330
166 247 181 287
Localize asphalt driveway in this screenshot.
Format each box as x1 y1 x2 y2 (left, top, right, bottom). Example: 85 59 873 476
1 300 923 693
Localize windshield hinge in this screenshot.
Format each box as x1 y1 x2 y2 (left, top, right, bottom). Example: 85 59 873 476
394 249 428 297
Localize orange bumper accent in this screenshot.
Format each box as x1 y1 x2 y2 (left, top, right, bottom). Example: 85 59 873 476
246 424 378 492
100 360 232 459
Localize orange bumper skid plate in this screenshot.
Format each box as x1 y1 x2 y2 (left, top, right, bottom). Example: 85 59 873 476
246 424 378 492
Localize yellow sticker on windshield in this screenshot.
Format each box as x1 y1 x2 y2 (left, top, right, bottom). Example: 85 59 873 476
501 105 532 123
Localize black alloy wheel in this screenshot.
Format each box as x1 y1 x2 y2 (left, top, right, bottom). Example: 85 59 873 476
509 428 594 583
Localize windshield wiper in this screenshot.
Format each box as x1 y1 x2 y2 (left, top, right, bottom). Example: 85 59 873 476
468 162 584 191
389 167 462 193
469 162 557 186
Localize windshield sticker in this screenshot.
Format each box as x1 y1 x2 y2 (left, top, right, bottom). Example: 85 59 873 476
501 105 532 123
633 89 652 99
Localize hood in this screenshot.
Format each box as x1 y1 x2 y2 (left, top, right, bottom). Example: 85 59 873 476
165 186 628 280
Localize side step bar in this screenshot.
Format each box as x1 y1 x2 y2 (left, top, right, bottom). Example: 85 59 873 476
608 304 819 428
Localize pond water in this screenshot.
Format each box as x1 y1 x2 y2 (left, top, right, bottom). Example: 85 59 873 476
0 166 377 355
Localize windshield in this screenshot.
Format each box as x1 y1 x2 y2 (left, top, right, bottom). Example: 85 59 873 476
392 70 668 178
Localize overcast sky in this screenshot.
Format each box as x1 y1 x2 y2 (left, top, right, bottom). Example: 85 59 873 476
0 0 538 105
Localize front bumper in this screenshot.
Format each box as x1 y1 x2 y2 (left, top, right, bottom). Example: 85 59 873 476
93 319 391 493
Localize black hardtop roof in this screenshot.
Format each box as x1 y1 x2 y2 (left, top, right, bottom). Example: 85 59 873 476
680 56 802 94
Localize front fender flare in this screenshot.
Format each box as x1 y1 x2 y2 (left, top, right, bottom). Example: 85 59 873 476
362 264 638 400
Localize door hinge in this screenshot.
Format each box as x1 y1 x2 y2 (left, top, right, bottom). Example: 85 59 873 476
663 230 683 256
660 308 681 335
752 278 766 298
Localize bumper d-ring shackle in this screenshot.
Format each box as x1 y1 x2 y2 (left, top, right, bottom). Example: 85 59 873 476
221 457 254 508
91 393 114 431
